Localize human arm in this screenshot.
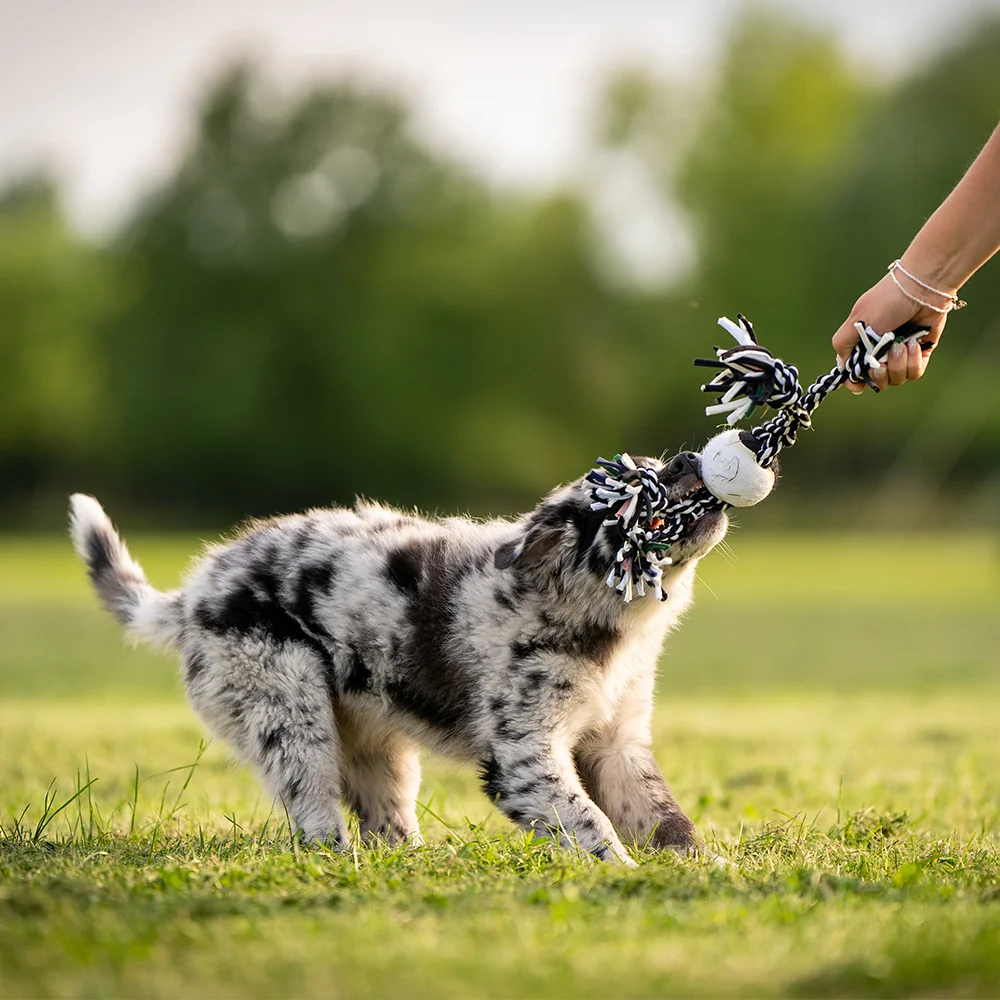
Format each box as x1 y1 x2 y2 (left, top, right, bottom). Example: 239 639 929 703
832 122 1000 392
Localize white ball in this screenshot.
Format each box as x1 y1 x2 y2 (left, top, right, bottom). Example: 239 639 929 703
700 429 775 507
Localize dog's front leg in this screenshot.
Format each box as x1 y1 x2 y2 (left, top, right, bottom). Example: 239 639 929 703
575 740 699 855
574 679 699 855
480 742 635 865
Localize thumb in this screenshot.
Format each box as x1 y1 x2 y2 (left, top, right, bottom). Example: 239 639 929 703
831 316 861 362
831 316 865 393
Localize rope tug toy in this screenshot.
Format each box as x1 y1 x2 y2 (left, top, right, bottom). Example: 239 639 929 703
587 315 929 602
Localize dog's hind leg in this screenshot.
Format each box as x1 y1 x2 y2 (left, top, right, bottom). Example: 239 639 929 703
337 705 423 846
185 638 350 848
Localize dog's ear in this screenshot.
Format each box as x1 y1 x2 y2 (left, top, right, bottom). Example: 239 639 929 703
494 523 563 570
493 538 522 570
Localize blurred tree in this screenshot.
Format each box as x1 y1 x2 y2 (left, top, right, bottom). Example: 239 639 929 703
0 176 112 515
99 62 637 518
2 15 998 526
598 10 1000 506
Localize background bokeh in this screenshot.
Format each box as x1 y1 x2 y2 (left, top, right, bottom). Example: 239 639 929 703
2 2 999 530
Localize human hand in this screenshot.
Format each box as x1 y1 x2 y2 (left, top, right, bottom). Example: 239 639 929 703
831 272 947 394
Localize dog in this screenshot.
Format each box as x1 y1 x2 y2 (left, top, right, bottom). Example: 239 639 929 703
69 449 725 864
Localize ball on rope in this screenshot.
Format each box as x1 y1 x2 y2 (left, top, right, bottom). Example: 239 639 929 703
699 429 775 507
587 312 929 603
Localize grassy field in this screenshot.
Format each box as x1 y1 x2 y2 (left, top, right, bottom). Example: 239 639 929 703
1 529 998 998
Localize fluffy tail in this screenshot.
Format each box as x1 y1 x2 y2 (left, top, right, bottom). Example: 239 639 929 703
68 494 182 649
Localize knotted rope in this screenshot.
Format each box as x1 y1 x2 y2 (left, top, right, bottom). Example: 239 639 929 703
588 314 928 601
586 454 719 602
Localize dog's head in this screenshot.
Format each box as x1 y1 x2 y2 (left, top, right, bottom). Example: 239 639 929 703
494 450 728 588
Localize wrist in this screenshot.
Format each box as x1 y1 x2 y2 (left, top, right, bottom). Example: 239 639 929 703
887 259 966 315
898 247 965 298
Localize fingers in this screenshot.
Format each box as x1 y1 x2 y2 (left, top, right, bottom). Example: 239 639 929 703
886 341 907 386
833 317 866 394
843 335 932 393
876 335 937 389
906 338 924 381
908 329 942 381
833 305 945 393
831 273 942 394
869 358 889 391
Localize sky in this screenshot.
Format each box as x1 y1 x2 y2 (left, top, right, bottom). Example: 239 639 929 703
0 0 994 237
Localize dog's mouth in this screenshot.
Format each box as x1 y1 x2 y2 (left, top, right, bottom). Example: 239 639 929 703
673 473 705 501
618 451 727 565
646 473 707 529
656 453 727 560
669 508 728 564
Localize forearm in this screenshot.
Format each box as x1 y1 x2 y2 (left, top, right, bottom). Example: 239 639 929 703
901 123 1000 293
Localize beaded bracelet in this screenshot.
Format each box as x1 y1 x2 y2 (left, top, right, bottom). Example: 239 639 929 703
888 259 967 312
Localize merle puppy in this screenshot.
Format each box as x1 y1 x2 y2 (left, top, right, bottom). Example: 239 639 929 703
70 450 725 864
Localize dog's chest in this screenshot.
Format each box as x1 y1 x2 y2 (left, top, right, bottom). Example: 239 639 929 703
560 600 679 738
567 581 690 733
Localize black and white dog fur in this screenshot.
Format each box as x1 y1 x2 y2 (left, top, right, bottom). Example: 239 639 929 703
70 450 725 865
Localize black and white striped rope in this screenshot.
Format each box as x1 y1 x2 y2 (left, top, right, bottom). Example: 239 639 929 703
586 454 721 602
588 314 929 602
698 314 913 467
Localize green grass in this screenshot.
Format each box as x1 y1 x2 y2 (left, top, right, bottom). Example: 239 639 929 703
1 530 998 998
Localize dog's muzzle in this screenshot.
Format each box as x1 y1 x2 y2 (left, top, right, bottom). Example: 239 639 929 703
660 451 704 499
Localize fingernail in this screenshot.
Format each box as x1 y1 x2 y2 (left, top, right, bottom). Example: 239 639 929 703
836 355 845 371
891 342 904 358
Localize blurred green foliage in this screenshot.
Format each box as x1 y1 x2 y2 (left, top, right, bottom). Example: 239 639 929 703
2 11 998 526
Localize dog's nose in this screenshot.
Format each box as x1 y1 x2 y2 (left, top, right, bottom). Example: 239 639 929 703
666 451 701 479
